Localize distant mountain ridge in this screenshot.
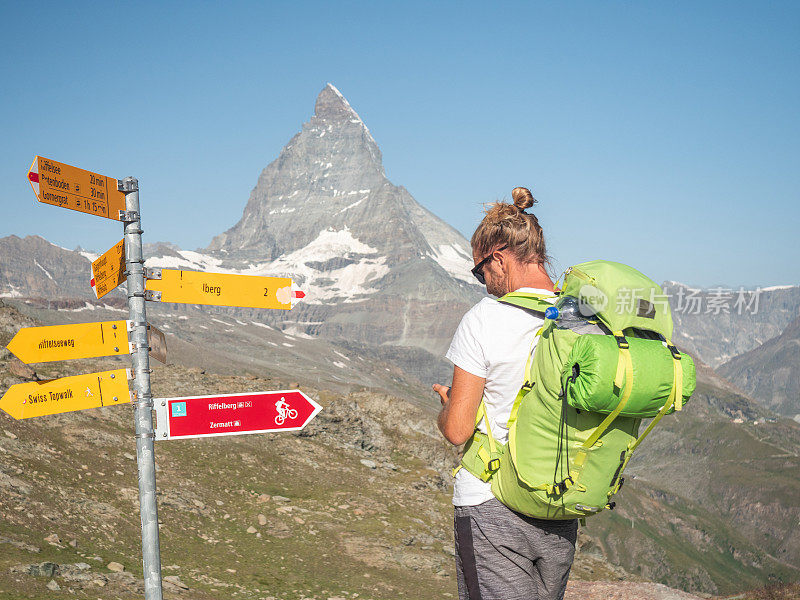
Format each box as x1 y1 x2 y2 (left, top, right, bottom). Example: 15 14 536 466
0 235 104 300
718 314 800 419
664 282 800 367
1 84 799 368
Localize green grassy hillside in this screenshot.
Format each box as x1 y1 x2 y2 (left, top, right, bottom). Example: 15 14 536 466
584 381 800 595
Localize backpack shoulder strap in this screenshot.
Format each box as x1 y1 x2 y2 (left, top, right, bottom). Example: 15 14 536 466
497 291 556 316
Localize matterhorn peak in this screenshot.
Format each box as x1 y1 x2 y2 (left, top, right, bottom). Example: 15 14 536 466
312 83 377 152
314 83 360 120
205 82 480 322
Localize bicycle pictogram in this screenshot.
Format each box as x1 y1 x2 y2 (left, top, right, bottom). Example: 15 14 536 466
275 397 298 425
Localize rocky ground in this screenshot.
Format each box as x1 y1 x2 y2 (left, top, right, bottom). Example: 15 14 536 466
0 300 797 599
0 302 654 599
0 360 634 600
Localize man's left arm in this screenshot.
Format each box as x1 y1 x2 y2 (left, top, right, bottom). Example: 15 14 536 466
433 365 486 446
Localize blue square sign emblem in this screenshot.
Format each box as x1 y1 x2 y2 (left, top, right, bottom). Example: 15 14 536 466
171 402 187 417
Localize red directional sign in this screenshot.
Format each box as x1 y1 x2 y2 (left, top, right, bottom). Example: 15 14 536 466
153 390 321 441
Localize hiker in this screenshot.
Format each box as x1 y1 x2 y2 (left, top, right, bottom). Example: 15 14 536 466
433 187 578 600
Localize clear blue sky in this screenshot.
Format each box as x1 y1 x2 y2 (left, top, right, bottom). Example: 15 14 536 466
1 1 797 288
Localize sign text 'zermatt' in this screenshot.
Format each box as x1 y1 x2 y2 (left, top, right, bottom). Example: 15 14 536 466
154 390 321 440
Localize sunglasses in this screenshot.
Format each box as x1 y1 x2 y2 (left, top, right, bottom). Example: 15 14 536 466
471 244 508 285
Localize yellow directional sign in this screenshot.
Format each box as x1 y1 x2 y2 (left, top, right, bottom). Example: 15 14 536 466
27 156 126 221
92 239 126 298
145 269 293 310
0 369 132 420
6 320 130 364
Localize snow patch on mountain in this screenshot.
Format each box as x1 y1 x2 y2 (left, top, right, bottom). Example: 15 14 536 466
336 197 366 215
0 284 24 298
34 260 54 281
78 251 99 262
145 250 224 272
266 226 378 263
428 244 476 285
102 303 128 313
264 228 388 303
70 302 98 312
664 281 799 293
145 228 388 304
282 326 316 339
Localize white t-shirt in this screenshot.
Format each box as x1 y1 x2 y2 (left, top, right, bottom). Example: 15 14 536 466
445 288 553 506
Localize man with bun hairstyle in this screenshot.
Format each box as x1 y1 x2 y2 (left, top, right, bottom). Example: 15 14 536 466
434 187 578 600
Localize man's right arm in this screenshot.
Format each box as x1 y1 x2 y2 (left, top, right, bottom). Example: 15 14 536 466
434 365 485 446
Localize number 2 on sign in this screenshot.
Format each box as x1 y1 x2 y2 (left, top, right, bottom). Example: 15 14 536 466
264 288 268 296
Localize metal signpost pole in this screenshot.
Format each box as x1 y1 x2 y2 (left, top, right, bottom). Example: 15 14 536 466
120 177 163 600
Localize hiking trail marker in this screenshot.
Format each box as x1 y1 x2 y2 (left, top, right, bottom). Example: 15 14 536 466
27 156 127 221
154 390 321 441
0 369 133 419
91 239 126 298
144 268 296 310
7 320 131 364
14 155 307 600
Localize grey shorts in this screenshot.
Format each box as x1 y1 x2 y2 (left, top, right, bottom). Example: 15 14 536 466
454 498 578 600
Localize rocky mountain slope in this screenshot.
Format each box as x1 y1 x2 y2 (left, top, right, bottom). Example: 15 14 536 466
587 378 800 595
4 235 799 383
1 298 798 598
0 235 100 301
665 282 800 367
717 315 800 419
1 299 703 600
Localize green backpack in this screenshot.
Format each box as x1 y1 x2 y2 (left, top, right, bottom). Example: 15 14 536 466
459 260 697 520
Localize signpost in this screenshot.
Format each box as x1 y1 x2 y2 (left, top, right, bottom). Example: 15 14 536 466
117 176 164 600
144 268 294 310
91 239 126 298
27 156 127 221
0 368 132 419
12 155 311 600
153 390 321 441
6 320 131 364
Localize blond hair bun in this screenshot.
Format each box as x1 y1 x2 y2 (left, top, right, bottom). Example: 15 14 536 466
470 186 549 267
511 187 536 212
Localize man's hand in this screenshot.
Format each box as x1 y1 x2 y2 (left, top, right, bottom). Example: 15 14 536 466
432 383 450 405
436 366 486 446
